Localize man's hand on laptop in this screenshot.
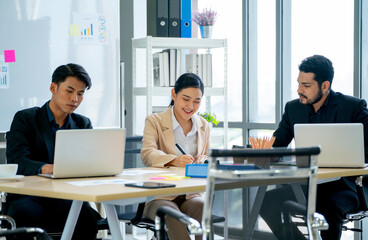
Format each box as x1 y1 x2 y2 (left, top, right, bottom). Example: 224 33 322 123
41 164 54 174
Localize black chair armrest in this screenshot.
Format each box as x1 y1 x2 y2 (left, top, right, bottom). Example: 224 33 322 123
0 215 16 229
355 176 368 210
155 206 202 240
0 227 52 240
281 200 307 240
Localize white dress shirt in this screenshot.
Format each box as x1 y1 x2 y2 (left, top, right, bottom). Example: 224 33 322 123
171 107 198 157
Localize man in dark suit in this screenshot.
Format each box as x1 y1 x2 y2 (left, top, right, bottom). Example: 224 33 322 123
6 63 101 239
260 55 368 240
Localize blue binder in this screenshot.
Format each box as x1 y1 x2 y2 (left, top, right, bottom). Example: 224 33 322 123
180 0 191 38
168 0 180 37
157 0 169 37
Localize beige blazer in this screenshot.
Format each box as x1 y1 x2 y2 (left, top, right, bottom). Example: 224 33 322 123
141 107 210 200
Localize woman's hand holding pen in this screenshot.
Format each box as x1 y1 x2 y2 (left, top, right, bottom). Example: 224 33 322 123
168 155 195 167
170 143 205 166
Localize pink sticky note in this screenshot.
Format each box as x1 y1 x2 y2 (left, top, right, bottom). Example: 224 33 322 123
149 177 167 180
4 50 16 63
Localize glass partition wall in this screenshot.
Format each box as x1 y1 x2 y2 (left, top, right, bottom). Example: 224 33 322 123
243 0 361 147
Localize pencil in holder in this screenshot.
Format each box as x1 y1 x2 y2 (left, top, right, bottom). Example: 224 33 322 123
248 136 276 169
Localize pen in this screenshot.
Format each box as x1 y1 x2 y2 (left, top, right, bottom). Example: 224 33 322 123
175 143 186 155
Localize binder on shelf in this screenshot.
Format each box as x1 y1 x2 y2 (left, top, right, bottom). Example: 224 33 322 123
162 50 170 86
197 54 203 82
185 53 212 86
153 52 161 87
206 54 213 87
169 49 176 86
168 0 180 37
147 0 157 36
158 53 165 86
185 54 196 75
202 54 207 86
180 0 191 38
157 0 169 37
176 49 182 80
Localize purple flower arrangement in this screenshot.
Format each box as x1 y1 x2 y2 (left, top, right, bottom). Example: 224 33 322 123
192 8 217 26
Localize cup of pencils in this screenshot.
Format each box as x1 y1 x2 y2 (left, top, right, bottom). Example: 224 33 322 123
248 136 276 169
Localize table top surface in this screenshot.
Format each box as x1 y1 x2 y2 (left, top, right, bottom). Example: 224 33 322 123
0 166 366 203
317 167 368 179
0 167 206 202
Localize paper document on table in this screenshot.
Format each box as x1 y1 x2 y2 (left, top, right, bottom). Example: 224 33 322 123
66 179 138 186
118 169 168 176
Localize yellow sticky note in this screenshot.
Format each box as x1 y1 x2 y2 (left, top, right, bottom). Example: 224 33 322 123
165 176 186 180
69 24 80 36
164 178 182 181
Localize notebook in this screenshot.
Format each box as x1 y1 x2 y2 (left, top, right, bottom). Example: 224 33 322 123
39 128 126 178
294 123 366 168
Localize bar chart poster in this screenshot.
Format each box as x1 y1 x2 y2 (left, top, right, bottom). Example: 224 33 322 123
73 13 108 45
0 63 9 89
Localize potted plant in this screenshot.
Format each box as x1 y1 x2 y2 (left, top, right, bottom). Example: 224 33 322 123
199 112 219 126
192 8 217 38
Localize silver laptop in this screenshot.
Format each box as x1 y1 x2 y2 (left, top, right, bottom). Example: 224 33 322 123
39 128 126 178
294 123 366 168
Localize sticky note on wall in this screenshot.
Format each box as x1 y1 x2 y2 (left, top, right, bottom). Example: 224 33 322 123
4 50 16 63
69 24 80 36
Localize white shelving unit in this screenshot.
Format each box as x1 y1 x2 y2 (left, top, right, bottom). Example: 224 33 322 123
132 36 228 147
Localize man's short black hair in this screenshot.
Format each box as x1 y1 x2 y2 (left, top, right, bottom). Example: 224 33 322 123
298 55 334 88
52 63 92 90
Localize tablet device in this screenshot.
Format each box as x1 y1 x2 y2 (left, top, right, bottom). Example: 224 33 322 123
125 182 176 189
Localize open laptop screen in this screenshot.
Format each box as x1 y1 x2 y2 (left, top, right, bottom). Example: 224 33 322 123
40 128 126 178
294 123 365 168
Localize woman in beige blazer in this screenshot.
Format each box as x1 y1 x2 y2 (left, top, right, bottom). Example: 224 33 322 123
141 73 210 240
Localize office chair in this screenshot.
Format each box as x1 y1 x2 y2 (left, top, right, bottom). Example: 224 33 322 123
283 176 368 237
0 226 52 240
0 203 51 240
127 202 225 239
155 146 326 240
96 202 156 237
281 200 329 239
0 135 54 240
98 135 224 239
281 176 368 239
341 176 368 233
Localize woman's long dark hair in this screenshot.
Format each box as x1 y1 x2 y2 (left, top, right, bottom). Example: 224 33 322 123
169 73 204 106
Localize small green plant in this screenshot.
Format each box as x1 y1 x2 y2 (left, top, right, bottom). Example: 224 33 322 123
199 112 219 125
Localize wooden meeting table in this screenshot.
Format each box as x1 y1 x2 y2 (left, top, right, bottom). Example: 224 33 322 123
0 166 366 240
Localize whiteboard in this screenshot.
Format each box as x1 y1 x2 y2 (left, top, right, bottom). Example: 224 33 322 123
0 0 120 131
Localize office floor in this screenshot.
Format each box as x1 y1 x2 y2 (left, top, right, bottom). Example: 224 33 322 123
99 222 355 240
100 226 225 240
101 230 354 240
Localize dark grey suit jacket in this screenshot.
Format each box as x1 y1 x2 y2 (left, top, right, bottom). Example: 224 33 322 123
6 102 92 176
273 90 368 193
